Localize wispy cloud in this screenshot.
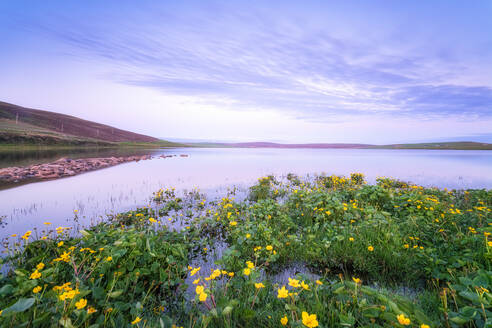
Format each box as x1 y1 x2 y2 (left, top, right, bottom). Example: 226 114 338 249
6 1 492 124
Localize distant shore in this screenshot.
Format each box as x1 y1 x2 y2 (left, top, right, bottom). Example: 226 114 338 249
189 141 492 150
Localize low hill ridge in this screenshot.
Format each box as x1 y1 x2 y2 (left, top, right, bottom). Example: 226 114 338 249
196 141 492 150
0 101 158 143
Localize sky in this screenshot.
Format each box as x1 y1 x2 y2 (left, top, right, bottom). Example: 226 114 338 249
1 0 491 144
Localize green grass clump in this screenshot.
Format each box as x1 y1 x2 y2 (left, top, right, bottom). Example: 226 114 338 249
0 174 491 327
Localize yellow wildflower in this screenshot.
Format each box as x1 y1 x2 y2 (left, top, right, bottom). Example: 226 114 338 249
75 298 87 310
243 268 251 276
367 246 374 252
30 270 42 280
255 282 265 289
131 317 142 325
281 315 288 326
315 280 323 285
397 314 411 326
199 292 208 302
277 286 289 299
33 286 42 293
87 306 97 314
195 285 204 295
22 231 32 240
352 277 361 284
190 267 201 276
266 245 273 251
302 311 319 328
288 278 300 288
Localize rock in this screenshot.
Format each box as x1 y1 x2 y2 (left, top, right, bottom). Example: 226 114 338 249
41 173 59 179
0 154 159 185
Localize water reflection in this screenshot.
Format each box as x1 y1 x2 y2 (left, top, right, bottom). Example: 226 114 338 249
0 148 491 241
0 147 160 168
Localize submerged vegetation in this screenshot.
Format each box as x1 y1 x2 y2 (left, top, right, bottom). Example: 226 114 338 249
0 173 491 327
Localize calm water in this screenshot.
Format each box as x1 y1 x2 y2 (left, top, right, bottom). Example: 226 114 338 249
1 148 491 240
0 147 157 169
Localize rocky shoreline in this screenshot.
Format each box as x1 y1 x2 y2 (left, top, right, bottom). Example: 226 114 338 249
0 155 156 184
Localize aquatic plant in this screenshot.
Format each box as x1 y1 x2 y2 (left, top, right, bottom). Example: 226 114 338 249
0 173 490 327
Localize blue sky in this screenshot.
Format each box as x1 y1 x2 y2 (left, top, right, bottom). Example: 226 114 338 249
1 0 491 143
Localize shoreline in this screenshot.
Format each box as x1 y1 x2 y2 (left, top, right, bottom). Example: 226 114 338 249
0 154 186 187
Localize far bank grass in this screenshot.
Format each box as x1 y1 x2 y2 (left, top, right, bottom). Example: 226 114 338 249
0 140 189 152
187 141 492 150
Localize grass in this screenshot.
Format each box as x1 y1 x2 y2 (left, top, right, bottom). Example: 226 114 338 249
0 174 490 327
0 119 114 146
375 142 492 150
188 141 492 150
0 119 186 149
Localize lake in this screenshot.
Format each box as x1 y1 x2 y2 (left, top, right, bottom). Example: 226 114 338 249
1 147 491 241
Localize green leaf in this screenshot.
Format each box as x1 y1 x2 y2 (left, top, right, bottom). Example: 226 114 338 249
339 313 355 326
361 286 377 296
459 291 481 304
414 309 432 325
362 307 381 318
108 290 123 298
59 317 75 328
473 274 489 289
222 305 233 316
3 298 35 315
458 277 474 286
459 306 478 319
449 315 470 325
79 229 92 237
0 284 13 296
209 308 218 318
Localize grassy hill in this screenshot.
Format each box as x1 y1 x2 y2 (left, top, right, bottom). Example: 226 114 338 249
377 141 492 150
192 141 492 150
0 118 114 146
0 101 160 145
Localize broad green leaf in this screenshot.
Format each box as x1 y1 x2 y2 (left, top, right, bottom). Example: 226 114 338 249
3 298 35 315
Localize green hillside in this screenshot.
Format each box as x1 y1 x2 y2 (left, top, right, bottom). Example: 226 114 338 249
0 101 184 148
376 141 492 150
